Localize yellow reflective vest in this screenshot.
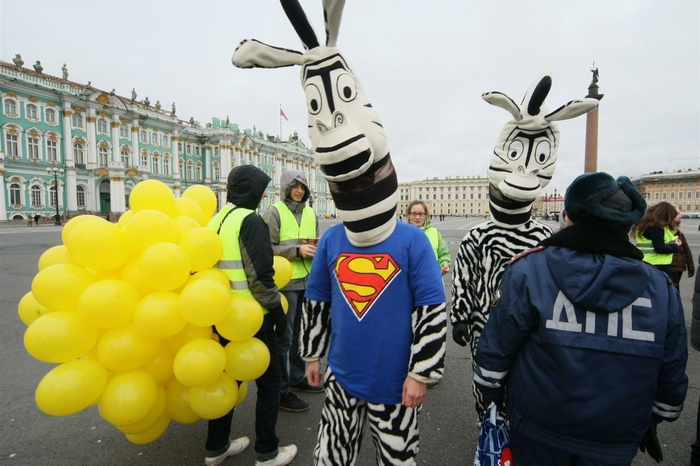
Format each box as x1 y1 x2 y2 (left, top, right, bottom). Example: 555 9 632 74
273 201 315 279
636 226 676 266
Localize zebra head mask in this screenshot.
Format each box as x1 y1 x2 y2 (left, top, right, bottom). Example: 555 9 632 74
232 0 397 247
483 71 599 227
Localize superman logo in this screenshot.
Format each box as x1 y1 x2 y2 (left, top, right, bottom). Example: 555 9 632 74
334 253 401 321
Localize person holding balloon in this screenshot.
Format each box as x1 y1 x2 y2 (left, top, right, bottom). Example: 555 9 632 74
205 165 297 466
263 170 321 414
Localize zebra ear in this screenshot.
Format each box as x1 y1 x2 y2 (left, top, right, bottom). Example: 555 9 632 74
323 0 346 47
545 98 599 122
281 0 320 50
232 39 305 69
482 91 522 121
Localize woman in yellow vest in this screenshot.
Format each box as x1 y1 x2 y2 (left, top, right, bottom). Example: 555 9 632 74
632 201 682 278
406 200 451 276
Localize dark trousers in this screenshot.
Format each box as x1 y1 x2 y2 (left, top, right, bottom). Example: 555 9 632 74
691 395 700 465
276 289 306 393
206 314 281 456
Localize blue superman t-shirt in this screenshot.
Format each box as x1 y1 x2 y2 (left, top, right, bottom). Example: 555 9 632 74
305 222 445 404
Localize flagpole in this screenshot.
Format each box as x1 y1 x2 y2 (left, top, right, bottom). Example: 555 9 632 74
279 104 282 139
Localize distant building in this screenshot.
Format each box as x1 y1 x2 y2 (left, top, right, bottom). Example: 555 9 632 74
630 169 700 216
398 176 490 218
0 59 331 222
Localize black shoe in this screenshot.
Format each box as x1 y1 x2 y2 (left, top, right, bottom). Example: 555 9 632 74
427 381 440 389
279 392 309 413
291 380 324 394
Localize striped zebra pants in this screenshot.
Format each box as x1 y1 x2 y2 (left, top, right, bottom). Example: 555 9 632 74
313 367 421 466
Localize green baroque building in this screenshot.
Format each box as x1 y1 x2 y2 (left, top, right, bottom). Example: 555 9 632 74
0 56 331 222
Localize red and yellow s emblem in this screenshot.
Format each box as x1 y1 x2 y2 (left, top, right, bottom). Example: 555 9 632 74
334 253 401 321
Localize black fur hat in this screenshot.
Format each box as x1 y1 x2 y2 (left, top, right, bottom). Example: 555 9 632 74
564 172 646 232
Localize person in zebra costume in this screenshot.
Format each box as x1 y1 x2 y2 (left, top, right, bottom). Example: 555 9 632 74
450 71 599 420
232 1 447 464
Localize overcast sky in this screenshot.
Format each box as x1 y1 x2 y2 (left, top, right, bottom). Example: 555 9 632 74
1 0 698 194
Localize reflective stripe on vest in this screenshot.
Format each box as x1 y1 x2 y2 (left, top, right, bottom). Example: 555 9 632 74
423 226 439 260
273 201 315 279
636 227 675 265
206 205 254 295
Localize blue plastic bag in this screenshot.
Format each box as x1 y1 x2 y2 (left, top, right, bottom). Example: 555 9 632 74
473 403 513 466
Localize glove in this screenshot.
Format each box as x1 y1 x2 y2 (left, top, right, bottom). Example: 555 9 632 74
269 305 287 339
452 321 470 347
689 270 695 278
639 422 663 463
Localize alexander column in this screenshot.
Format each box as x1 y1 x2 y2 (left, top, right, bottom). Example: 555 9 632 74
584 63 605 173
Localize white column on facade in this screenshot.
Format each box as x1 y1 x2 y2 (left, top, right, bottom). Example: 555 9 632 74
61 104 74 168
172 131 181 197
0 170 7 220
204 144 212 183
86 109 97 169
109 175 126 213
110 115 120 164
66 169 78 212
131 119 140 168
275 155 282 186
221 141 232 178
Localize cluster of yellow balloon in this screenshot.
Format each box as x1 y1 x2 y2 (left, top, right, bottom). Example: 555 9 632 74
19 180 293 446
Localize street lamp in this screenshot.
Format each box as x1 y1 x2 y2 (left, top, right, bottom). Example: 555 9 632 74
46 166 64 225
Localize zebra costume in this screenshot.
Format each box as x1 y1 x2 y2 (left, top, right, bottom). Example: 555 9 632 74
450 72 598 419
232 1 446 464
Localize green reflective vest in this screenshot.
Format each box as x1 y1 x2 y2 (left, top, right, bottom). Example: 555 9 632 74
273 201 315 279
636 226 675 265
207 205 256 300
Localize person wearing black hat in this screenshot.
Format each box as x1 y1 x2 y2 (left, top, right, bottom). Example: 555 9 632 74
473 172 688 466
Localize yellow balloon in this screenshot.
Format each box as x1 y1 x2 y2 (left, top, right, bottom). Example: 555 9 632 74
123 210 179 255
173 215 201 238
138 243 191 291
280 294 288 314
77 279 141 329
97 324 160 372
165 324 213 353
234 380 248 408
35 359 109 416
178 227 223 272
133 291 186 339
24 311 99 363
141 344 176 384
61 214 104 245
165 378 200 424
99 370 158 426
175 196 205 226
178 279 230 327
38 245 76 271
17 291 54 326
186 268 230 290
125 412 170 445
273 256 292 289
215 296 264 342
117 209 134 229
182 185 217 219
224 337 270 382
32 264 97 312
65 219 130 272
120 260 156 297
188 373 238 420
117 385 166 434
129 180 177 217
173 338 226 387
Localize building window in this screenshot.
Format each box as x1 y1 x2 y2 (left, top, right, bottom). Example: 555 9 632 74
186 163 194 181
27 135 40 160
140 130 148 143
213 163 220 181
76 186 86 208
152 133 159 145
50 186 59 208
9 183 21 205
163 157 170 176
141 151 149 168
178 142 183 153
97 118 108 134
6 132 19 157
46 108 57 123
152 156 160 175
121 149 131 167
72 113 84 129
26 103 38 120
4 98 17 115
99 146 109 166
195 146 200 157
47 139 58 162
162 135 169 147
120 124 129 138
186 144 192 155
179 159 184 177
195 164 202 181
74 143 85 165
31 185 42 207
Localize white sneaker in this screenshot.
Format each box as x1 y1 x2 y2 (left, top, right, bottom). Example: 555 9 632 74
254 444 298 465
205 436 250 466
